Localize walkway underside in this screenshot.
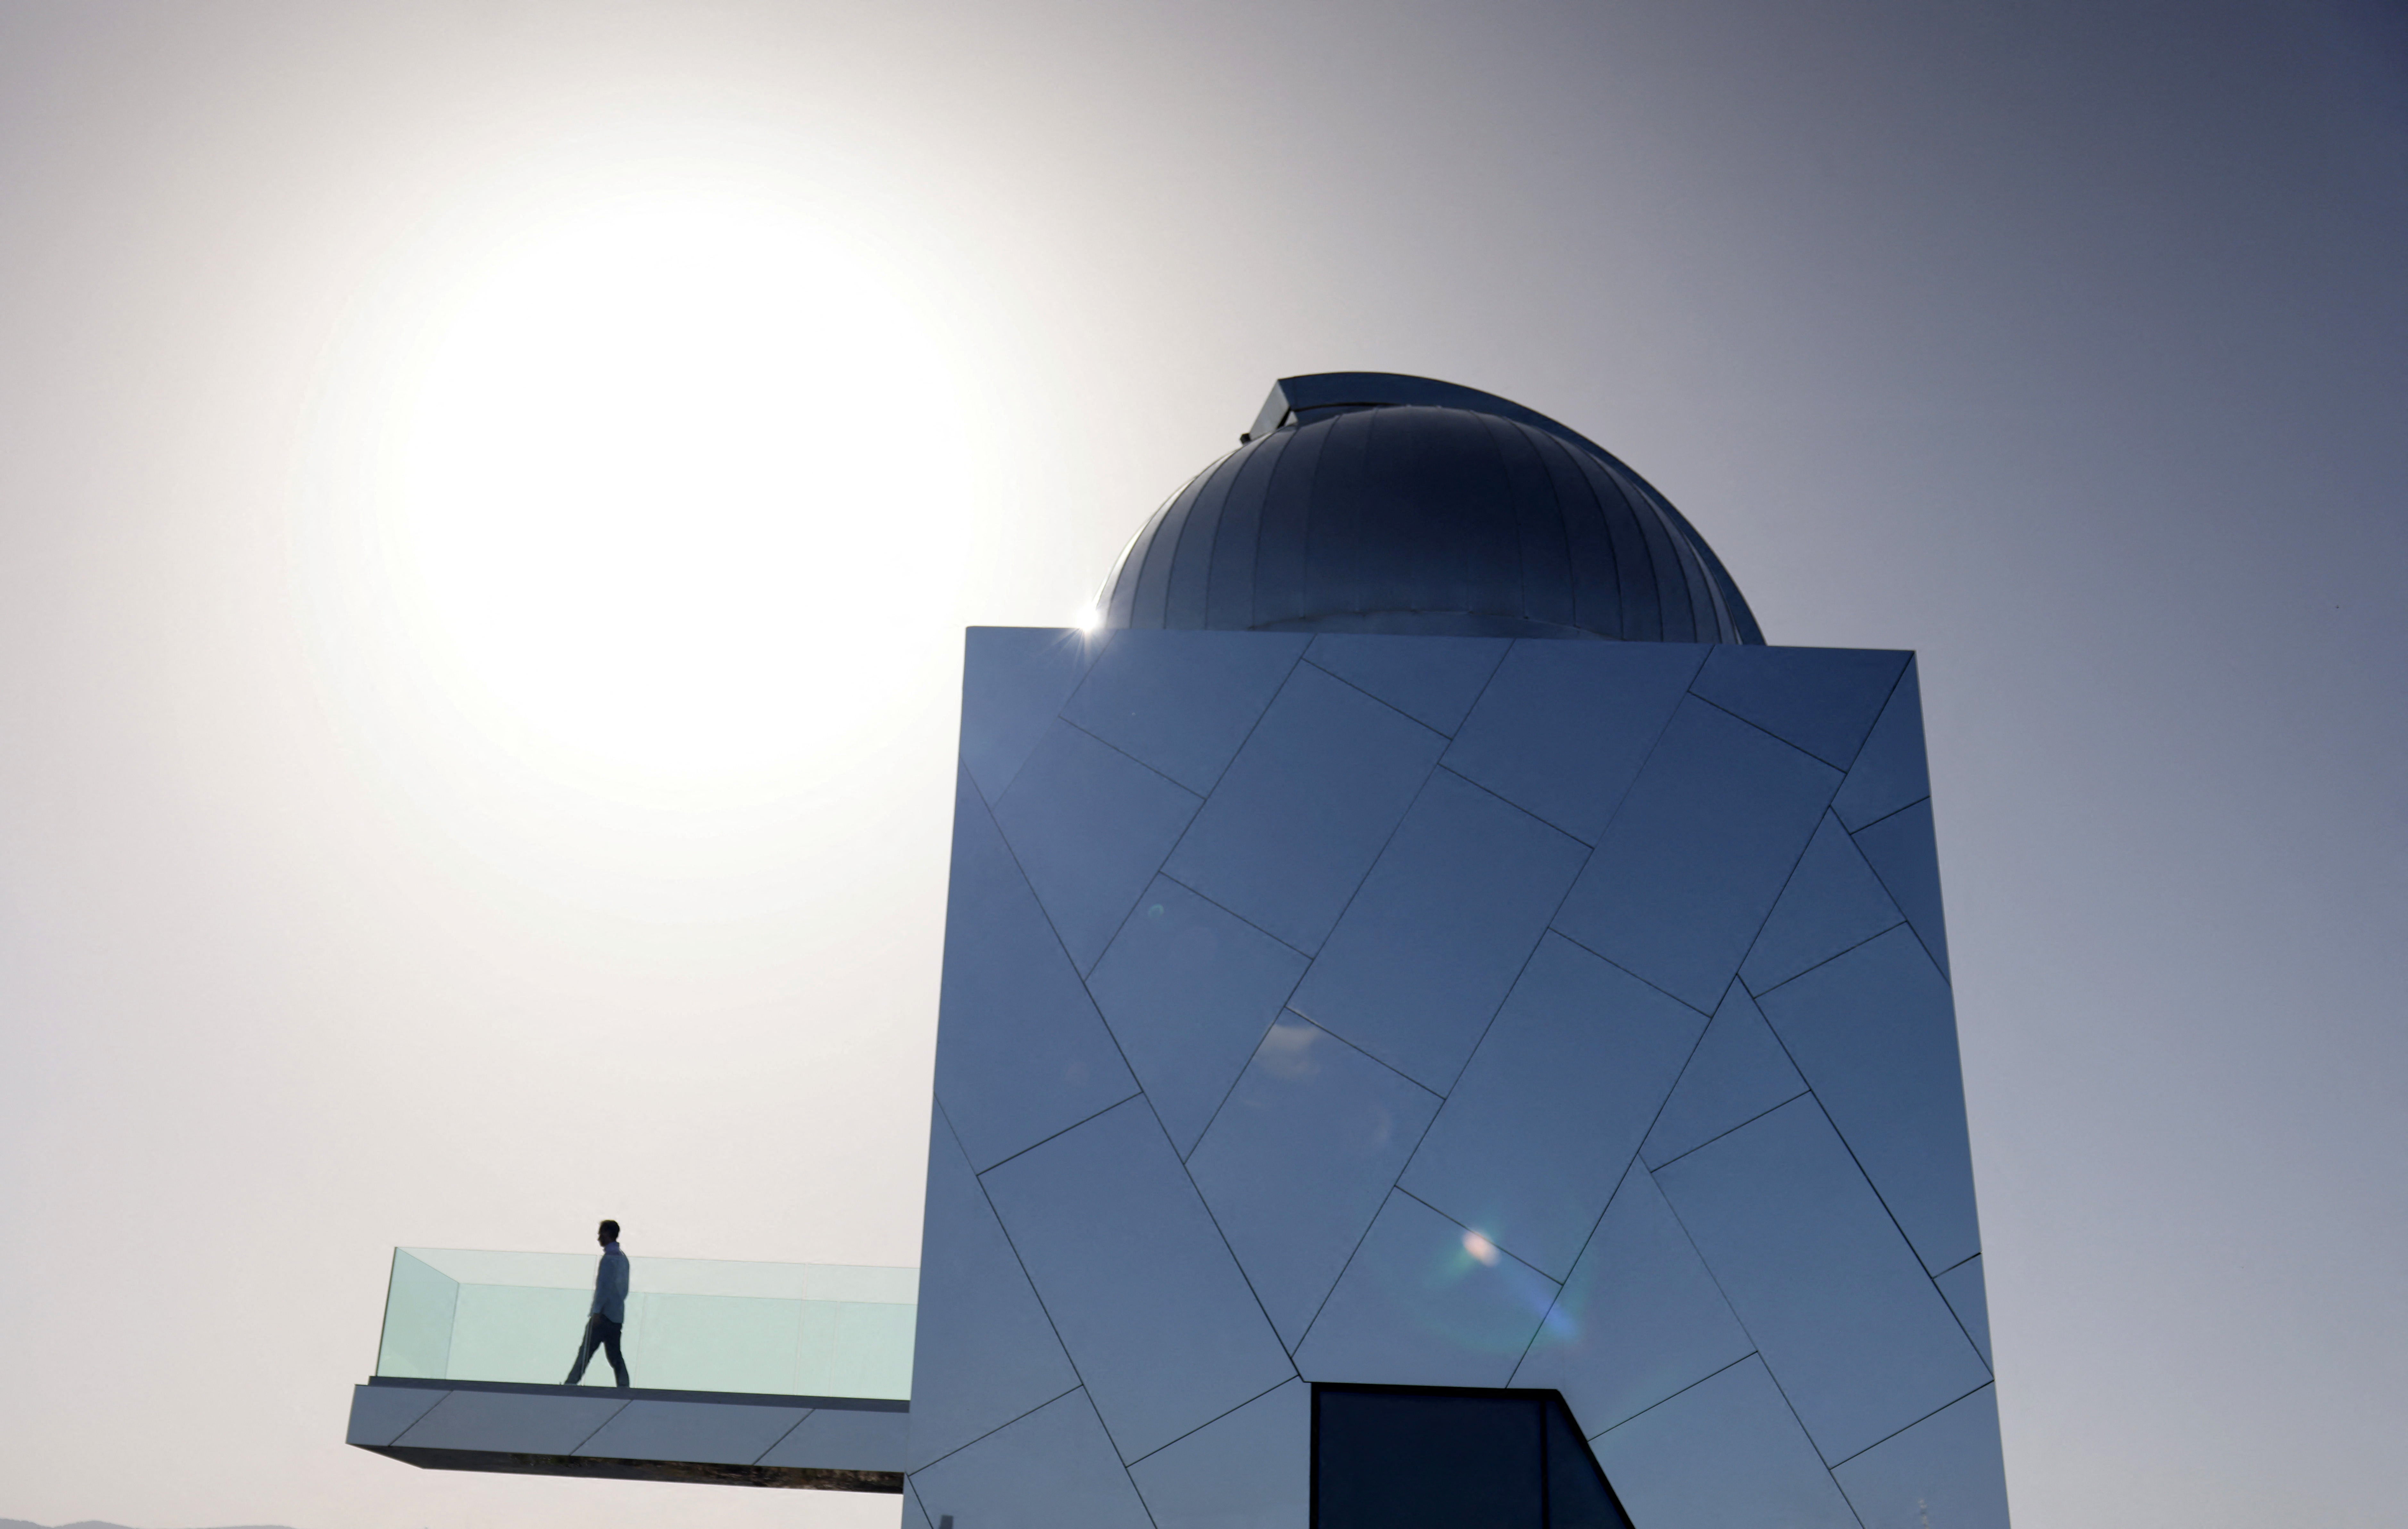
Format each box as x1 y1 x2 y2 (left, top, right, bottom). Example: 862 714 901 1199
346 1377 906 1492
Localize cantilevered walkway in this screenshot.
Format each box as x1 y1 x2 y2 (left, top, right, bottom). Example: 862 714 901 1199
346 1247 911 1490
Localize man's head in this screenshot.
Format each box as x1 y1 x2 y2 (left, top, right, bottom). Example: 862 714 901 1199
597 1219 620 1246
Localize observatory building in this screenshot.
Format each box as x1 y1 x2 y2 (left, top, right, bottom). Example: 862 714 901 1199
908 374 2007 1529
346 372 2008 1529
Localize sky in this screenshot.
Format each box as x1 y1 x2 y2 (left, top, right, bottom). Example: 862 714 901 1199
0 1 2401 1526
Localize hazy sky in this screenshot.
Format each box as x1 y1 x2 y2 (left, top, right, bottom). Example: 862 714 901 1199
0 2 2401 1526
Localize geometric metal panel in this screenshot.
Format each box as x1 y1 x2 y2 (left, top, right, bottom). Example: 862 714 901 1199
344 1382 448 1446
1128 1378 1309 1529
1588 1357 1860 1529
910 1389 1154 1529
1653 1097 1991 1463
1400 935 1705 1278
1186 1018 1442 1351
1757 926 1981 1275
932 767 1139 1172
993 721 1201 974
1304 633 1511 735
1831 1384 2011 1528
1852 798 1952 980
1937 1255 1993 1370
1639 983 1807 1170
757 1404 913 1472
1086 875 1310 1158
1440 641 1704 844
1164 662 1447 953
904 1109 1078 1472
575 1399 814 1467
1689 645 1907 770
1290 769 1588 1092
391 1388 630 1455
350 1381 903 1490
980 1099 1297 1463
1551 700 1839 1012
1293 1191 1559 1389
1061 629 1308 794
1830 658 1930 832
960 626 1102 806
1510 1166 1754 1435
1739 811 1905 995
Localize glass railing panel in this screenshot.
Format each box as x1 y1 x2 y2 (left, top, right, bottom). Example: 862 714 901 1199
622 1291 804 1393
447 1283 595 1384
409 1248 595 1288
375 1249 460 1379
807 1263 919 1305
809 1300 920 1406
632 1256 811 1300
373 1247 915 1398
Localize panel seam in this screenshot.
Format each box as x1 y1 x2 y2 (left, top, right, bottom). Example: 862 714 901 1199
1584 1350 1759 1440
1740 916 1911 1003
904 1382 1084 1477
1118 1375 1296 1469
1297 651 1468 739
1119 1088 1305 1393
969 1091 1147 1178
1682 688 1857 776
747 1407 816 1466
1640 1089 1814 1173
563 1397 634 1457
1849 803 1953 986
1825 1379 1996 1471
1287 1087 1457 1356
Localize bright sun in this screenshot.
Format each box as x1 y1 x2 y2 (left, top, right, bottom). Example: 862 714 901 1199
384 190 970 793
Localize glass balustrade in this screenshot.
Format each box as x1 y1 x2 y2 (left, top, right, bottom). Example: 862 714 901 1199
374 1247 915 1399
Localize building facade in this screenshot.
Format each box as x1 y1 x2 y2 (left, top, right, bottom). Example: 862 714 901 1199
907 375 2008 1529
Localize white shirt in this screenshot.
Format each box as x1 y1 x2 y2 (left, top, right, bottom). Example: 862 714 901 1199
590 1242 629 1323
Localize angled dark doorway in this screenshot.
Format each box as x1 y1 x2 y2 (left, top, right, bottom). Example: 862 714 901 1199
1312 1383 1634 1529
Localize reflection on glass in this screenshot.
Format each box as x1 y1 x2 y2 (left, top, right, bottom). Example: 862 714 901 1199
372 1247 915 1399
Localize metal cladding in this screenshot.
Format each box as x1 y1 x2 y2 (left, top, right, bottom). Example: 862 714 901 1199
1098 374 1763 644
911 628 2010 1529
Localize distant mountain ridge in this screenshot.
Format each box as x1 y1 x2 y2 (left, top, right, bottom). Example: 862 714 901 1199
3 1519 298 1529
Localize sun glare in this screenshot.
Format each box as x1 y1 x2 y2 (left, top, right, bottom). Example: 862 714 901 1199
383 190 970 793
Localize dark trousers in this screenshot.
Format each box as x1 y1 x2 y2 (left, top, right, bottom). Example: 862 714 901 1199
566 1313 630 1388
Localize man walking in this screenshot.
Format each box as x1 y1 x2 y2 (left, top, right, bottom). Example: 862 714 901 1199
565 1218 631 1388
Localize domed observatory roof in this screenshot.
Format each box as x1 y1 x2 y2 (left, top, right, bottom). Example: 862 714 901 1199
1099 373 1762 643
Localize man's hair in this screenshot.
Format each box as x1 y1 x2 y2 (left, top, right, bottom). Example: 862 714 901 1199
598 1219 621 1241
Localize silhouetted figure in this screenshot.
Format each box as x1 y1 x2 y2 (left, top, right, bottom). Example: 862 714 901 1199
565 1219 631 1388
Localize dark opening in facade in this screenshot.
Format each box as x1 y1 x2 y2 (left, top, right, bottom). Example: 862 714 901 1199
1311 1382 1635 1529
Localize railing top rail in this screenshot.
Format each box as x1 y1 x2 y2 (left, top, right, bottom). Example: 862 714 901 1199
392 1247 917 1303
